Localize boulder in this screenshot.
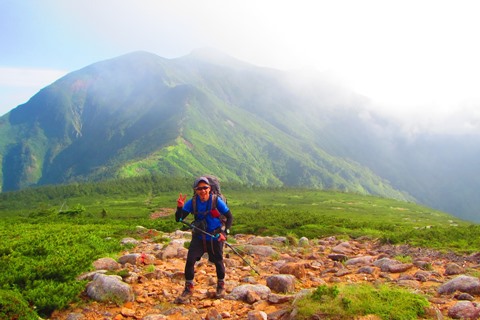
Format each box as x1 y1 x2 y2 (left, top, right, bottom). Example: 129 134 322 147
92 257 120 271
438 275 480 295
266 274 296 293
86 274 134 303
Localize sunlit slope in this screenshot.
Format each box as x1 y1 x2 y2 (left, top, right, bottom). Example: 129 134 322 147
0 51 411 202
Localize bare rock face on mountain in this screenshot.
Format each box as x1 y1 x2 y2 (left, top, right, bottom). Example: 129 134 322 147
51 228 480 319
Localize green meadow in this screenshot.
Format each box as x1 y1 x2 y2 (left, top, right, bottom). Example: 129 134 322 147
0 176 478 318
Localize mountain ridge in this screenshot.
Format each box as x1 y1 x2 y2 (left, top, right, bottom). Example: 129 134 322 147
2 50 480 221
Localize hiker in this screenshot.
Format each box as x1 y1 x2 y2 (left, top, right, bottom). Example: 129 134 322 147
174 176 233 302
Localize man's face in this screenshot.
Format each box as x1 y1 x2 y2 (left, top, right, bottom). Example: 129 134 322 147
195 182 210 201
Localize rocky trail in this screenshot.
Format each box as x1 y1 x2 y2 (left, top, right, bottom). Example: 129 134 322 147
50 224 480 320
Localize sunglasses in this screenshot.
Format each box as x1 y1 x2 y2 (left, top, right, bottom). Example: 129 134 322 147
195 186 210 191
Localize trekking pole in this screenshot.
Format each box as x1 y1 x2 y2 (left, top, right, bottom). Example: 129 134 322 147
180 220 261 275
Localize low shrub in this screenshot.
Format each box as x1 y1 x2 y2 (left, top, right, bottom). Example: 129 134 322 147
295 283 429 319
0 289 38 320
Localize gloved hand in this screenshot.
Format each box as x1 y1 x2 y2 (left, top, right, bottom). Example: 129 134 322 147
177 193 187 208
217 232 227 242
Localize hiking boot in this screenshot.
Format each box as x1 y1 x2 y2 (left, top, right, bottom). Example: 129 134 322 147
182 283 193 297
174 283 193 304
215 281 225 298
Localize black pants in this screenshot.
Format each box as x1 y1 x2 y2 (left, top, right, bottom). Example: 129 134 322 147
185 234 225 281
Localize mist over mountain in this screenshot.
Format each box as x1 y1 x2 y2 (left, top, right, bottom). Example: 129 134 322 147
1 49 479 221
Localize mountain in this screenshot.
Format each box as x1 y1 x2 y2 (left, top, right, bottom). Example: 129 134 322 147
1 49 479 221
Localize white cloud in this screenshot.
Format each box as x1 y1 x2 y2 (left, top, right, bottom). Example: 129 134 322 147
2 0 480 133
0 67 66 87
0 67 66 115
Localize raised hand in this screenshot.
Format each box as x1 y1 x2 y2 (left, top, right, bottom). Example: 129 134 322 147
177 193 187 208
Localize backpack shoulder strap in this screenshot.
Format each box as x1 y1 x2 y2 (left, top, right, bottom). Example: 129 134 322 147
211 194 218 210
192 195 197 215
193 193 220 216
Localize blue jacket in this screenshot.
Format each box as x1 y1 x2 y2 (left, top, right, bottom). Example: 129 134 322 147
182 194 230 240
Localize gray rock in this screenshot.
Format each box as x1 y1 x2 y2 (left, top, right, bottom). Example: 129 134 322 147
357 266 374 274
413 260 432 270
272 236 288 245
224 257 241 268
373 257 399 269
86 274 134 303
414 270 431 282
241 276 258 284
247 310 267 320
118 253 140 265
438 275 480 295
374 258 412 273
335 269 352 277
121 237 140 246
266 309 291 320
77 270 107 281
249 236 271 245
206 308 222 320
161 242 186 260
92 257 120 271
332 242 353 254
267 293 295 304
227 284 271 301
66 313 84 320
397 279 420 289
243 245 277 257
328 254 348 262
386 263 413 273
448 301 480 319
266 274 296 293
398 274 415 281
445 263 464 276
345 256 374 266
298 237 309 247
152 244 164 251
455 293 475 301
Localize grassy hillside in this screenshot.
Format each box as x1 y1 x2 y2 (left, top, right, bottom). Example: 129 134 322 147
0 176 477 318
0 176 472 246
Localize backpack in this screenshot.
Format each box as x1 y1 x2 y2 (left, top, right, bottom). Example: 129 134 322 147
192 174 227 217
203 174 227 204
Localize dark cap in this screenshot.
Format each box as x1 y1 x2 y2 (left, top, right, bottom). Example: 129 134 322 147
193 176 210 188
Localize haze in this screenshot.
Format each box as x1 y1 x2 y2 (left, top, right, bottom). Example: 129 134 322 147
1 0 479 134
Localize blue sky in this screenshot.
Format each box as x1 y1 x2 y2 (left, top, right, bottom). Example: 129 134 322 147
2 0 480 133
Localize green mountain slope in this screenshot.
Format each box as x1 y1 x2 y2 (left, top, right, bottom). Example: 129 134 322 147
0 50 411 202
